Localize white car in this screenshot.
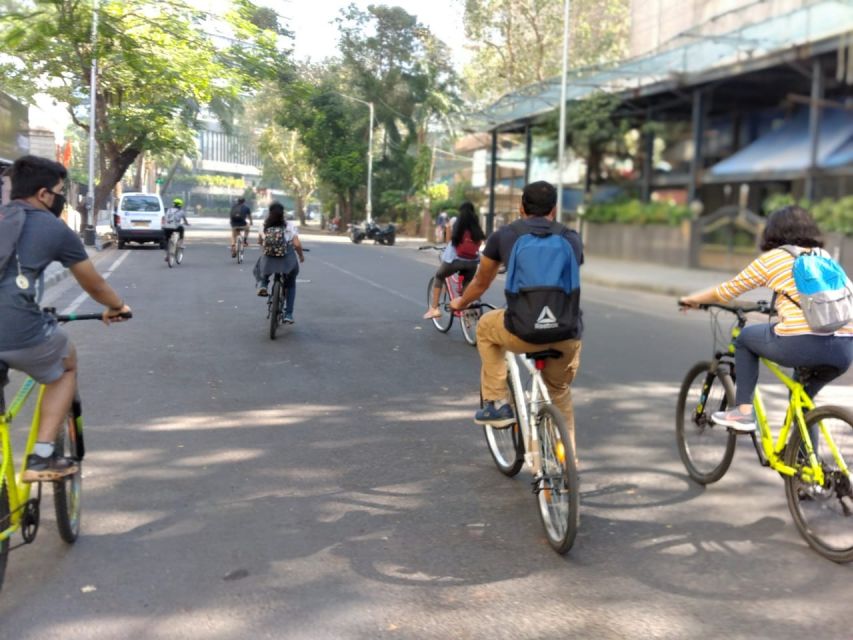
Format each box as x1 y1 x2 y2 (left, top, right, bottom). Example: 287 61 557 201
113 192 165 249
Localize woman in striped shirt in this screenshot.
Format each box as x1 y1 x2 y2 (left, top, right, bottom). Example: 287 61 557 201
680 206 853 432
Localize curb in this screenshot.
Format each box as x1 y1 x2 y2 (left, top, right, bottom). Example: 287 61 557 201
582 273 692 298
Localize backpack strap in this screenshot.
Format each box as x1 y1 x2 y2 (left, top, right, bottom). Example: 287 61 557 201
0 201 28 280
773 245 804 309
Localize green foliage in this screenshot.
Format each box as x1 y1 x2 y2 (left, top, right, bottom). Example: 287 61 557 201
584 198 691 226
763 194 853 236
193 174 246 189
462 0 629 105
0 0 287 212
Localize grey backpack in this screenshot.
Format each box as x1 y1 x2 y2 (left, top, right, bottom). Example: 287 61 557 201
0 201 27 280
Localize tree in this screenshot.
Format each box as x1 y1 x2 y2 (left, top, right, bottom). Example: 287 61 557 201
258 125 317 225
0 0 286 225
462 0 629 105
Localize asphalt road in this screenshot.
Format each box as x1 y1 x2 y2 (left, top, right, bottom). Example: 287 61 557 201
1 219 851 639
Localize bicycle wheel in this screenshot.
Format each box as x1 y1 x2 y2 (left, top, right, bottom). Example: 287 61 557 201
53 408 82 543
236 236 244 264
0 484 9 591
269 279 282 340
675 361 737 484
426 277 452 333
535 404 579 554
483 384 524 476
175 241 184 265
166 237 175 268
460 305 480 346
784 405 853 563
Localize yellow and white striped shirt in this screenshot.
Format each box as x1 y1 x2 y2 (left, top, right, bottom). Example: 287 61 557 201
714 248 853 337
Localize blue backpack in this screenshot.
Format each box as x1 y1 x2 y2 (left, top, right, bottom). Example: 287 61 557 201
779 245 853 333
504 219 581 344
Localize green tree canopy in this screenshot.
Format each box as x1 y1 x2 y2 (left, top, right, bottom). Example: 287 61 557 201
0 0 288 219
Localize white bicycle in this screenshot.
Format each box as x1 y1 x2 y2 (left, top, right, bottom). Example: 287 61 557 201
477 305 580 554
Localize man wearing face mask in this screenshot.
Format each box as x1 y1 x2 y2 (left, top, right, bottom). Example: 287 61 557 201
0 155 131 481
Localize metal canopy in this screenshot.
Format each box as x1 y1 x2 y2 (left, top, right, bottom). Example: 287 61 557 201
464 0 853 132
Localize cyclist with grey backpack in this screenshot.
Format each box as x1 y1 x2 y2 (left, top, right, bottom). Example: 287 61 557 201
450 181 584 452
253 202 304 323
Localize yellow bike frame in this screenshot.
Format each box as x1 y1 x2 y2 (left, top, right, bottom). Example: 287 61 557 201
0 377 44 543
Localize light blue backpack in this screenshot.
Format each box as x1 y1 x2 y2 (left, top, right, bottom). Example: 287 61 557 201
779 246 853 333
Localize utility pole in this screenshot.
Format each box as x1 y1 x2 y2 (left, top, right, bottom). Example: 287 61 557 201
556 0 571 223
86 0 99 242
338 93 374 223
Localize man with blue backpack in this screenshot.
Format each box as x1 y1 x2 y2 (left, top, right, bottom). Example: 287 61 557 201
450 181 583 446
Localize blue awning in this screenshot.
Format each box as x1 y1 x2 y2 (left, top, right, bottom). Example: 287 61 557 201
708 107 853 181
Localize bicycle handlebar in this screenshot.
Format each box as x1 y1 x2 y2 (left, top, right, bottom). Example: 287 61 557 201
43 307 133 322
677 300 774 315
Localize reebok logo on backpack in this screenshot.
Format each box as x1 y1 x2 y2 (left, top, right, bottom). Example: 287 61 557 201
504 219 581 344
780 245 853 333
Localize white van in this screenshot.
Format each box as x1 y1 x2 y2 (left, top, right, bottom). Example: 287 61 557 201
113 192 165 249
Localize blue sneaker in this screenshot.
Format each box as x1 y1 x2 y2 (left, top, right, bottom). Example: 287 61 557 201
283 314 294 324
475 401 515 428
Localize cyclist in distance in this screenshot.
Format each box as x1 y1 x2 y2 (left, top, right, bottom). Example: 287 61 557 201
162 197 190 261
450 181 584 448
229 197 252 257
0 155 131 482
254 202 304 323
679 205 853 432
423 201 485 320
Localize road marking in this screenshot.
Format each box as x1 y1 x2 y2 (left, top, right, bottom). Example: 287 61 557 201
312 257 423 307
61 250 131 315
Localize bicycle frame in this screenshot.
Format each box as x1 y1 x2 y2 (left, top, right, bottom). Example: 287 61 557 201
0 378 44 543
717 319 843 487
505 352 551 476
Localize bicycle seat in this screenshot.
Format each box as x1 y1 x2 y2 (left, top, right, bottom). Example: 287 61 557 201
795 365 842 385
525 349 563 361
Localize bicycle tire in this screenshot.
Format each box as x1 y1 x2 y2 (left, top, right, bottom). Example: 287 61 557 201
784 405 853 563
175 242 184 265
166 237 175 268
53 409 82 543
269 279 282 340
675 361 737 485
535 404 579 554
426 277 452 333
236 236 244 264
460 305 480 346
0 484 9 591
483 383 524 476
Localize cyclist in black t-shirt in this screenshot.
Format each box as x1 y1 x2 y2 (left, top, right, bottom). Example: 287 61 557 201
229 197 252 257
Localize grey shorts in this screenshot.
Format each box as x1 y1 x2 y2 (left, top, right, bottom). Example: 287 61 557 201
0 327 72 384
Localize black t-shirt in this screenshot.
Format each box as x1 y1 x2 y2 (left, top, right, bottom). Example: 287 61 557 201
482 216 584 266
230 204 251 226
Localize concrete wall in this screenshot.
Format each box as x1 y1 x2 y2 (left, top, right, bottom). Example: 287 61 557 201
582 221 692 267
824 233 853 277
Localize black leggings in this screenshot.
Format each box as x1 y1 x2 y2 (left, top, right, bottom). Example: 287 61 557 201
433 259 478 290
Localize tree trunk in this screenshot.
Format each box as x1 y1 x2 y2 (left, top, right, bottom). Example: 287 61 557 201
95 146 142 217
295 195 306 225
159 156 183 195
132 154 144 191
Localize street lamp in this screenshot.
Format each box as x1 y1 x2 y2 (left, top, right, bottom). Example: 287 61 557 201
338 93 374 223
86 0 99 240
556 0 572 224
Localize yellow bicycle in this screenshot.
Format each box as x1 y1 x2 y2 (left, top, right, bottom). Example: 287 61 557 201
0 309 126 590
676 301 853 562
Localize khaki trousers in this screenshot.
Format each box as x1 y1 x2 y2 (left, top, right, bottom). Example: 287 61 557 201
476 309 582 446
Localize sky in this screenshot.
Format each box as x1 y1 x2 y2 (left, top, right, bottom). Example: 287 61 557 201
277 0 469 67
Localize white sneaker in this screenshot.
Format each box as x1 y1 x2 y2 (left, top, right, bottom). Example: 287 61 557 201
711 408 756 432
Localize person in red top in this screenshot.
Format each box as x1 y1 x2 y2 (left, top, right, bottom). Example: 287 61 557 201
424 201 485 320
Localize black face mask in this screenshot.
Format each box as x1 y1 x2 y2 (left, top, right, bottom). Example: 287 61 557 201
48 193 66 217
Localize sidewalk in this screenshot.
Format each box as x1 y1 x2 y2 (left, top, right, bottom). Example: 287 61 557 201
582 255 748 298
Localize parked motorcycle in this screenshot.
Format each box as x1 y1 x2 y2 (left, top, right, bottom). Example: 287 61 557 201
351 220 396 246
